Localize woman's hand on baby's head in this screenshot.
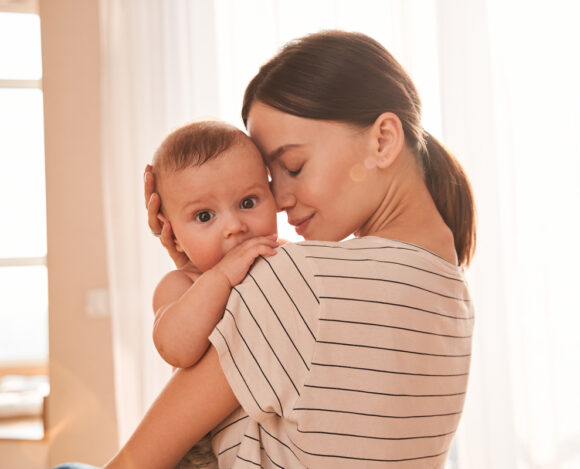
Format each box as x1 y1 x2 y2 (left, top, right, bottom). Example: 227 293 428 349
144 164 189 268
214 235 279 287
144 164 163 235
159 218 190 268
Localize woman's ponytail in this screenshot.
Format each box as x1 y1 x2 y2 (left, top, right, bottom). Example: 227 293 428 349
422 132 476 266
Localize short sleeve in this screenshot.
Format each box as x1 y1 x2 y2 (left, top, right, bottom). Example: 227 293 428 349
209 244 320 422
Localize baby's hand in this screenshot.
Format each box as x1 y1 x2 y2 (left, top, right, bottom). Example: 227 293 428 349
213 235 279 287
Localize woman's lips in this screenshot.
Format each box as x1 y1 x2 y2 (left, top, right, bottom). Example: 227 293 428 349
289 214 313 236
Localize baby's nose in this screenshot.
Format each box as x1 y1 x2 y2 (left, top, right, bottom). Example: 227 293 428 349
224 213 248 238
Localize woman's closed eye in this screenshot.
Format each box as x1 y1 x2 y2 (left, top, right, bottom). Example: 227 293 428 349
287 165 303 177
195 210 214 223
240 196 257 209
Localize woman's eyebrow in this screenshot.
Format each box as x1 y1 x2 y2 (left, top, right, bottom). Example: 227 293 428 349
266 143 303 162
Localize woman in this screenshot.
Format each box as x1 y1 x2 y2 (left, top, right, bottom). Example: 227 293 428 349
63 30 476 469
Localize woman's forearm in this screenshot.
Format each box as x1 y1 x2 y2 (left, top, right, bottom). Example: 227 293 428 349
104 346 239 469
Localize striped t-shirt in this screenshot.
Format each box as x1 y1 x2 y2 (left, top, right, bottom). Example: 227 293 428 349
209 236 474 468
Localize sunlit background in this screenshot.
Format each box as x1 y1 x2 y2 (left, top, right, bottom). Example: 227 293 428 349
0 12 47 364
1 0 579 468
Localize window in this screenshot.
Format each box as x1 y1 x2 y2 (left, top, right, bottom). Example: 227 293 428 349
0 4 49 440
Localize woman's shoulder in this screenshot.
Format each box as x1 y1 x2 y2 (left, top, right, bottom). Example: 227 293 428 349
248 236 465 287
279 236 466 279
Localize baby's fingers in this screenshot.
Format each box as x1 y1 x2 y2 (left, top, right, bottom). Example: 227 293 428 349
254 243 278 257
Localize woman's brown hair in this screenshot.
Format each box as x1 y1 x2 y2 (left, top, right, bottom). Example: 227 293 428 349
242 30 476 266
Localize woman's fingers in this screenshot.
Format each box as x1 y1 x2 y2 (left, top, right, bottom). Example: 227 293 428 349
144 165 163 235
160 221 189 268
144 164 154 208
144 164 187 268
159 221 174 248
147 193 162 235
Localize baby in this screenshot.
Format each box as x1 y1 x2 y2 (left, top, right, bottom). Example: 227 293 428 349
150 119 278 468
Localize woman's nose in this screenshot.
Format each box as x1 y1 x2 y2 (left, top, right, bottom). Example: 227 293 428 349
271 178 296 212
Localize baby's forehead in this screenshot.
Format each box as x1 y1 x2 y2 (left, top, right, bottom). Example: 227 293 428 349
162 144 268 191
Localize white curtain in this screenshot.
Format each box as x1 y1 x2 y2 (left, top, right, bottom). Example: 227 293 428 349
100 0 224 444
99 0 580 466
438 1 580 467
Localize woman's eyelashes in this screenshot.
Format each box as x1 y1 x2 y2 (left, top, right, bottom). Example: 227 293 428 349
287 165 303 177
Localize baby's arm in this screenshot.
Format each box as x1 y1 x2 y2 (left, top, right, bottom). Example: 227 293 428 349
153 236 278 368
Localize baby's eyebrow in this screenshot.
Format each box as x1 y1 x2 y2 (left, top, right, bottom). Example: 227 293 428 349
266 144 303 162
181 199 204 211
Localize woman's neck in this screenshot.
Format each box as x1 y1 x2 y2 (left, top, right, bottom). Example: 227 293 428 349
356 149 458 265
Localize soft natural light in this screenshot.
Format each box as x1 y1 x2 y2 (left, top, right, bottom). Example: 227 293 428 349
0 11 47 365
0 266 48 362
99 2 580 466
0 89 46 258
0 13 42 79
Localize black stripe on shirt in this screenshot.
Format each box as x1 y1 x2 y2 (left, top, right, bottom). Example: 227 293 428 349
260 255 316 339
232 288 300 396
389 238 457 264
290 439 448 463
312 361 469 377
304 383 466 398
218 441 241 456
280 247 319 303
297 243 420 253
293 407 462 419
261 448 285 469
213 414 249 437
236 455 262 467
315 274 471 302
306 255 464 281
249 272 310 371
319 296 475 320
215 325 281 415
258 424 301 462
238 433 286 469
317 339 471 358
320 318 473 339
296 426 457 441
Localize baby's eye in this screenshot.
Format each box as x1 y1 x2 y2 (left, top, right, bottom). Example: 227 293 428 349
240 197 257 209
195 210 214 223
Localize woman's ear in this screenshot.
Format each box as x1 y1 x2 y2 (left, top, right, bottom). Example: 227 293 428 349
365 112 405 169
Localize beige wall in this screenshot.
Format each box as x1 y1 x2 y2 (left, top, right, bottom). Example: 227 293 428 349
42 0 118 466
2 1 119 467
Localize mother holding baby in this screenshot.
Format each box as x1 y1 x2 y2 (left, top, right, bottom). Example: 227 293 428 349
70 30 476 468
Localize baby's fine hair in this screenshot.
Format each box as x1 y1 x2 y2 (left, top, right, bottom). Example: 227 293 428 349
152 119 248 174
